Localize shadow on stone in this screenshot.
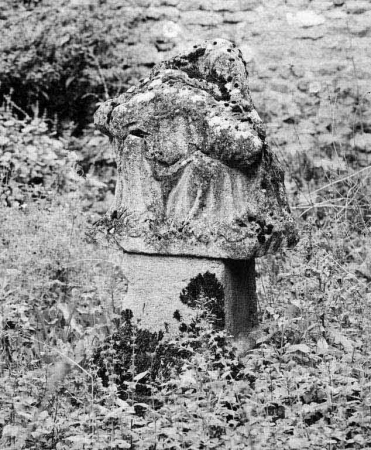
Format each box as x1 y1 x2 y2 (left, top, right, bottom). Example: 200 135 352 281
179 271 225 329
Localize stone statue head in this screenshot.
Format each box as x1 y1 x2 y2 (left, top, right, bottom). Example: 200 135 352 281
94 39 298 259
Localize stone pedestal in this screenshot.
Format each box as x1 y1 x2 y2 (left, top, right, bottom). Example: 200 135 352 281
120 253 257 335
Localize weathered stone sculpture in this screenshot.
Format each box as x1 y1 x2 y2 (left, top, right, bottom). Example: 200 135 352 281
93 39 298 337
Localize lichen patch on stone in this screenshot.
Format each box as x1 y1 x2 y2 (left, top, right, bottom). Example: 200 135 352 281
134 91 156 103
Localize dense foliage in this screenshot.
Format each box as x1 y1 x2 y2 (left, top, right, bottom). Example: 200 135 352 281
0 102 115 212
91 310 190 404
0 0 145 132
1 129 370 447
0 104 77 207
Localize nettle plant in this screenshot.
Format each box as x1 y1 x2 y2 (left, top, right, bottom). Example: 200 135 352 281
250 207 371 445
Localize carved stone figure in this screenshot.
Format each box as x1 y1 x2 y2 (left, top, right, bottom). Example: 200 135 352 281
93 39 298 337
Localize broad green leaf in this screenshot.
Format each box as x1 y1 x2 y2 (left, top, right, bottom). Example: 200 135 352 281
316 337 328 353
133 370 149 382
286 344 311 354
329 327 354 353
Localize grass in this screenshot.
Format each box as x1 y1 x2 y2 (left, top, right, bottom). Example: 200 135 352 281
1 147 371 449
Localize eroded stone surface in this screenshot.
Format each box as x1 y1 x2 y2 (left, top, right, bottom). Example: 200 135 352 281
118 253 257 336
119 253 256 333
94 38 298 259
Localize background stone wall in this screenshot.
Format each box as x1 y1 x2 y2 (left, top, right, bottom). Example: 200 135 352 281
103 0 371 185
2 0 370 188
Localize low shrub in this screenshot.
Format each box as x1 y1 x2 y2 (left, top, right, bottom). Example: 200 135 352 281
0 105 115 210
0 0 144 132
0 105 78 206
91 309 191 405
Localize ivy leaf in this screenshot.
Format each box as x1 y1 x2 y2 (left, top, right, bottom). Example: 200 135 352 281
66 435 92 444
108 440 131 449
2 424 23 437
288 436 310 449
0 136 10 146
329 327 354 353
316 337 328 354
133 370 149 382
60 34 71 46
286 344 311 354
65 76 75 88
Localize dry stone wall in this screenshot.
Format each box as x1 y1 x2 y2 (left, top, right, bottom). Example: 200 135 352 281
95 0 371 180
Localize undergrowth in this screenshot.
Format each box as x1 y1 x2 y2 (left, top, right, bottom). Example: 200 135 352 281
0 102 115 213
0 105 371 449
0 0 141 132
1 169 371 449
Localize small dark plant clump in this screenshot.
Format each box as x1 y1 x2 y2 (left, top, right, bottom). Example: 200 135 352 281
91 273 248 412
179 271 225 329
91 309 191 404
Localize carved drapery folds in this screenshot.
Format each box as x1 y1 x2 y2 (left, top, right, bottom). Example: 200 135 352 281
94 39 298 260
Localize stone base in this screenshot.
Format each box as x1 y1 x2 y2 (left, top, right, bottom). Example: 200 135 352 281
120 253 257 337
